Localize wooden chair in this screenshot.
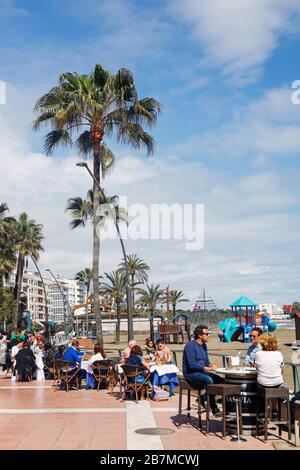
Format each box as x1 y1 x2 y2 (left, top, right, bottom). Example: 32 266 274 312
91 360 114 392
121 364 151 402
256 385 291 441
52 360 80 392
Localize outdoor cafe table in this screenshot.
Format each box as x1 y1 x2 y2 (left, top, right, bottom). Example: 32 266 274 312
81 360 95 389
150 364 180 399
214 367 261 436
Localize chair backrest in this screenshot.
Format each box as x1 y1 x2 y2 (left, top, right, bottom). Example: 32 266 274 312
122 364 146 378
54 360 77 372
92 360 113 376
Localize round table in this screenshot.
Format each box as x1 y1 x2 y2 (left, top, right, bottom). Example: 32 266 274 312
215 367 262 436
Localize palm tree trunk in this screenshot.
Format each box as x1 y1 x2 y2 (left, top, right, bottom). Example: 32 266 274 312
85 282 90 335
93 137 103 343
131 273 135 310
116 301 121 343
13 255 25 327
172 303 176 319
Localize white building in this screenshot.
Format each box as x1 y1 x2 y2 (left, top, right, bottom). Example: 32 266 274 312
259 303 291 321
22 271 53 324
50 277 85 324
10 271 85 325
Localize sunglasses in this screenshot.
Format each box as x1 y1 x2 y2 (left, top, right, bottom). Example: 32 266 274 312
202 332 209 336
250 335 258 338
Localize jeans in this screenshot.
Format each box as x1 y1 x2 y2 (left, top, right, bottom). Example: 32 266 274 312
185 371 224 408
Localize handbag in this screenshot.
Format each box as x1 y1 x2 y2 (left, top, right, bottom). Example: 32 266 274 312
153 385 169 401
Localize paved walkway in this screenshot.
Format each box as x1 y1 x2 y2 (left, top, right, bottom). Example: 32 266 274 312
0 376 290 450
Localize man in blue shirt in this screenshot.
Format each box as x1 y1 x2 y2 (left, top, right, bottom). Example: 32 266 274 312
183 325 224 416
63 339 86 388
244 327 262 366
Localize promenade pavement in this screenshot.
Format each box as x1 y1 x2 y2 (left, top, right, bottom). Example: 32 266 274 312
0 375 286 450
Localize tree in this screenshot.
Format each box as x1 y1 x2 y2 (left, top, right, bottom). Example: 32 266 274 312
75 268 93 334
33 64 161 342
13 213 44 327
66 189 127 229
0 285 14 331
137 284 163 317
100 271 126 343
118 254 149 309
0 203 16 285
163 289 189 318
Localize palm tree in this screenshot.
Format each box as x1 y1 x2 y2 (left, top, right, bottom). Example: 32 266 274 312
33 64 161 342
100 271 126 343
118 254 150 309
137 284 163 317
75 268 93 334
164 290 189 319
66 189 127 229
0 203 16 285
13 213 44 327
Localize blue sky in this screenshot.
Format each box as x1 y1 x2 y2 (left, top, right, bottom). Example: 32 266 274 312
1 0 300 308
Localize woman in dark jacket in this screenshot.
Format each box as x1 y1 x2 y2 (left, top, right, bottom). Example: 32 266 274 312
15 342 36 381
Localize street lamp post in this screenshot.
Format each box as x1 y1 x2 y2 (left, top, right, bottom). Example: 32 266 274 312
76 162 134 341
46 269 68 335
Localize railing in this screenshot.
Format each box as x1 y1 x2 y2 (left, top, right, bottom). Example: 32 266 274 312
171 350 300 394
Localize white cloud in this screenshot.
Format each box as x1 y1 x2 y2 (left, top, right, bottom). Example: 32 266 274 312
170 0 300 82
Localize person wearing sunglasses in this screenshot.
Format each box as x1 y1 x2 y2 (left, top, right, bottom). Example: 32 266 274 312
244 327 262 367
183 325 224 416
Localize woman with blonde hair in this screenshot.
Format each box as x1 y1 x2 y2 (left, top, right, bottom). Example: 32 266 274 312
255 333 284 387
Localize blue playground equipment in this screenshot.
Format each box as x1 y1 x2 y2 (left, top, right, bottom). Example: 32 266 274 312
219 296 277 343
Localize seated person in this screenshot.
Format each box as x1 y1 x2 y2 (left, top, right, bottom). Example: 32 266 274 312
88 342 107 366
244 327 262 366
43 343 56 379
15 342 37 381
63 339 86 388
154 339 172 364
144 338 156 361
183 325 224 416
126 345 150 384
255 333 284 388
121 340 137 364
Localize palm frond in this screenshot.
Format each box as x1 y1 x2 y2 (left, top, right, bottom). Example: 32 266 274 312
43 129 72 155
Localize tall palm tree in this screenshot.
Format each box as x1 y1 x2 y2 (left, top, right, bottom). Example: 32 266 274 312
118 254 150 309
163 290 189 319
0 203 16 284
33 64 161 342
75 268 93 334
137 284 163 317
13 213 44 326
100 271 126 343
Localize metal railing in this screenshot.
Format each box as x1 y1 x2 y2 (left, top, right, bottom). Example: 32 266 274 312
171 350 300 394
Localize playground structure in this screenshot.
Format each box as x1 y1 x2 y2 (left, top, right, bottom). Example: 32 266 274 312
149 313 191 344
220 296 277 343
